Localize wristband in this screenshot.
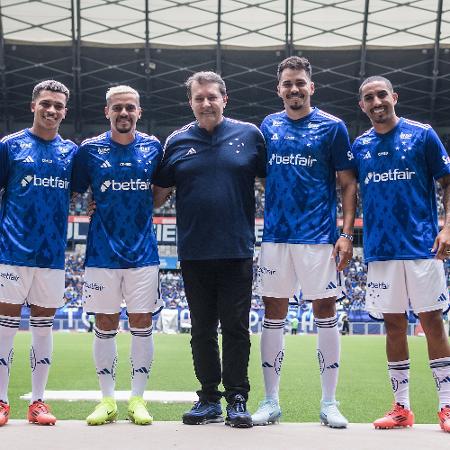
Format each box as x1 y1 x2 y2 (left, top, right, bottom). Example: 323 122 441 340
340 232 353 242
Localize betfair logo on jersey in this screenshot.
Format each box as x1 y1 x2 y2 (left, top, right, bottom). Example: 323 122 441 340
364 168 415 185
367 281 390 289
20 175 69 189
100 179 152 192
268 153 317 167
85 282 105 291
0 272 19 282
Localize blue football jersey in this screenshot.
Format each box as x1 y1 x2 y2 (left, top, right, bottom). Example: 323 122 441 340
261 108 353 244
352 118 450 262
71 131 162 268
0 129 77 269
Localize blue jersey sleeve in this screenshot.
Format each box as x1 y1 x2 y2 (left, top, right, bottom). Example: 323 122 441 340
0 141 9 189
71 145 91 194
153 139 175 188
424 127 450 181
331 121 353 171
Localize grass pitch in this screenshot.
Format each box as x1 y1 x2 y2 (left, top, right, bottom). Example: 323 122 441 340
7 332 444 423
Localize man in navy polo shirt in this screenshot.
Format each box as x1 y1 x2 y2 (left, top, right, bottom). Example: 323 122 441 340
154 71 266 428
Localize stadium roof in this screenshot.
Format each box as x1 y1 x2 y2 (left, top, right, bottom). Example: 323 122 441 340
1 0 449 139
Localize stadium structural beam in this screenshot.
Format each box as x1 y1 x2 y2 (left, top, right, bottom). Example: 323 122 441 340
71 0 82 137
356 0 370 136
216 0 222 75
0 4 9 133
430 0 443 125
144 0 152 134
285 0 293 57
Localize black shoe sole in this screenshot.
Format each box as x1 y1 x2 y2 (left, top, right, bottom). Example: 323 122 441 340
182 416 224 425
225 419 253 428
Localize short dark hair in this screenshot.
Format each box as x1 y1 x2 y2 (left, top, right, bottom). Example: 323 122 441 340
185 71 227 99
32 80 70 102
277 56 312 81
359 76 394 98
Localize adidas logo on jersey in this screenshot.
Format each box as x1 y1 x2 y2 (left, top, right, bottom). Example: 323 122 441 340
186 148 196 156
364 168 415 184
100 179 152 192
23 155 34 163
268 153 317 167
101 160 111 168
20 174 69 189
271 133 279 140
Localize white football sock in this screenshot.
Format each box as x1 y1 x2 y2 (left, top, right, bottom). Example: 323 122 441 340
130 326 154 397
0 316 20 404
260 318 285 401
93 326 118 398
315 316 340 403
430 357 450 409
30 316 54 403
388 359 410 409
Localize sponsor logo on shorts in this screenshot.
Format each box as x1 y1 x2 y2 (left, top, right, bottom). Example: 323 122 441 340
0 272 19 282
257 266 276 276
367 281 390 289
85 282 105 291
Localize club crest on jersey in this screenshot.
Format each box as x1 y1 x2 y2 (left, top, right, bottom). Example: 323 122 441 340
97 147 110 155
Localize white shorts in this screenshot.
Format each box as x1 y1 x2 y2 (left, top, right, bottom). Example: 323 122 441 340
0 264 65 308
366 259 449 315
83 265 162 314
256 243 339 300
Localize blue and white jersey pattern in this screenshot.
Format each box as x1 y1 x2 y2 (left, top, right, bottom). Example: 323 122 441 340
0 129 77 269
72 131 162 268
352 118 450 262
261 108 353 244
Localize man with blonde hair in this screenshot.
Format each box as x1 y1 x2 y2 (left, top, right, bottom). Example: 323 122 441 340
72 85 163 425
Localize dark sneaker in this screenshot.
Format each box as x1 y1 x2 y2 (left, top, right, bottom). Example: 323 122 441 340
226 394 253 428
182 400 224 425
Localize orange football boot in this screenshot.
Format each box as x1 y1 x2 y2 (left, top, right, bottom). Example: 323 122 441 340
28 400 56 425
438 405 450 432
0 401 10 426
373 403 414 429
